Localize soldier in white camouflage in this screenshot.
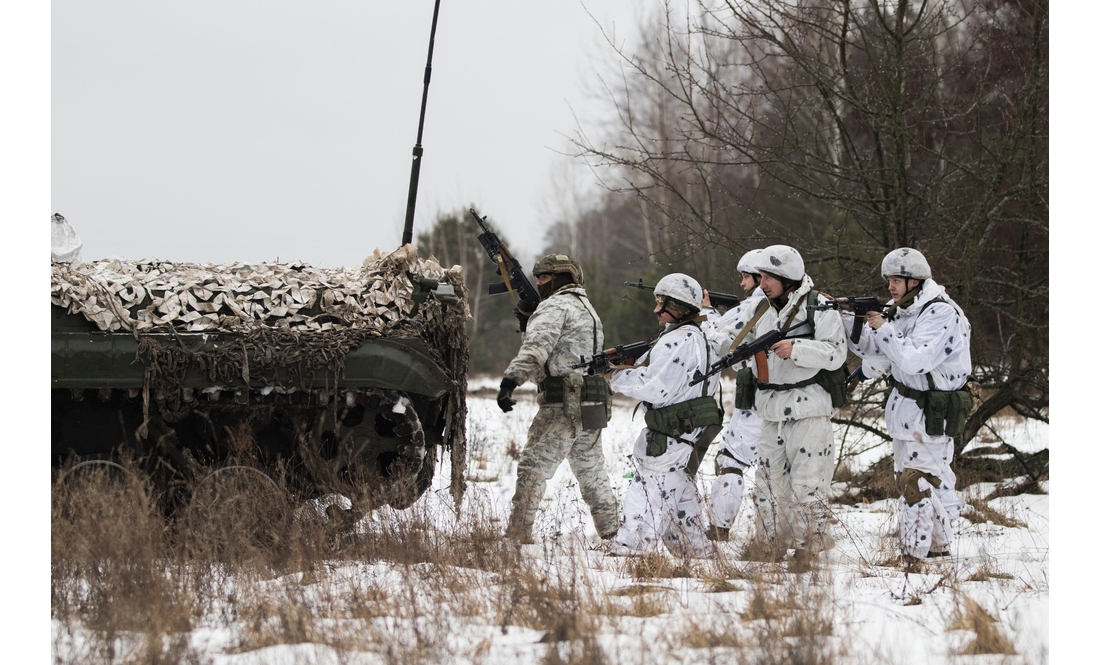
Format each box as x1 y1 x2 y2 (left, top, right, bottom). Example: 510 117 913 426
497 254 619 543
604 273 722 559
699 249 767 542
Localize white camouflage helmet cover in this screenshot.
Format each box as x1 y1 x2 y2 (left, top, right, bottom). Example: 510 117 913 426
653 273 703 309
881 247 931 280
754 245 805 281
737 249 765 274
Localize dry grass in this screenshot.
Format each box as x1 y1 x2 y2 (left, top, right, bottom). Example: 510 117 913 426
738 531 787 564
619 552 695 580
948 595 1017 655
832 456 897 505
677 615 744 649
964 496 1026 529
54 455 1019 665
964 565 1015 583
737 576 840 665
702 577 743 593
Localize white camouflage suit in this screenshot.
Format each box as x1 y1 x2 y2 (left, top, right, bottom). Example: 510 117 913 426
503 286 619 541
608 321 718 558
718 276 846 551
700 287 766 530
845 278 971 558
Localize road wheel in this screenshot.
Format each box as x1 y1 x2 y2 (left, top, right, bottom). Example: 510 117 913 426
184 464 290 566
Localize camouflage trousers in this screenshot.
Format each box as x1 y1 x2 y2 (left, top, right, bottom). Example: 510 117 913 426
709 468 747 530
753 416 836 551
507 405 619 542
892 436 963 558
609 447 715 559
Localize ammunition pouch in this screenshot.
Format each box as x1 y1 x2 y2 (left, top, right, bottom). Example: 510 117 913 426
539 373 612 430
818 365 850 410
734 367 756 410
642 395 724 463
756 365 849 409
888 377 972 442
644 430 669 458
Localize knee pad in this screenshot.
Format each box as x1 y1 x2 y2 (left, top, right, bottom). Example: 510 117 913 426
897 468 941 506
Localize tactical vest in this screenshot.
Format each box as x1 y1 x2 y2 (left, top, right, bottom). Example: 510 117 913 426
640 320 724 469
535 291 612 430
884 296 973 442
748 289 850 410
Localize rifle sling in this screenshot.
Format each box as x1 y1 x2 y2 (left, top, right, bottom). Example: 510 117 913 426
498 255 535 316
738 295 805 385
729 299 770 351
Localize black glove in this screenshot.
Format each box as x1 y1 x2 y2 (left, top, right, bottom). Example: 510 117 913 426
497 377 518 413
514 297 538 332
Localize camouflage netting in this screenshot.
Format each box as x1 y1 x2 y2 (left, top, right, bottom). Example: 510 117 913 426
52 244 471 507
52 245 461 333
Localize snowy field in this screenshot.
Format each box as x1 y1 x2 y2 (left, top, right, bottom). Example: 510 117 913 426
52 375 1049 664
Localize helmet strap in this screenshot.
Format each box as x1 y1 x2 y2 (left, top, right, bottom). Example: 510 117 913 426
655 296 696 321
885 281 922 318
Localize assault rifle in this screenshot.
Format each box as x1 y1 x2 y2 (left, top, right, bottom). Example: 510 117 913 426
688 319 811 386
624 279 741 309
472 207 541 332
571 340 652 376
812 297 886 343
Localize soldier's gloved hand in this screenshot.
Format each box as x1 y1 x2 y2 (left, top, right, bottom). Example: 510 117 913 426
514 297 538 332
497 377 518 413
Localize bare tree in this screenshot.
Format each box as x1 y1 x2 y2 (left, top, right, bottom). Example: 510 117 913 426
573 0 1048 451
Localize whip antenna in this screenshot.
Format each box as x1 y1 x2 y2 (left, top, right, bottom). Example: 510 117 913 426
401 0 443 246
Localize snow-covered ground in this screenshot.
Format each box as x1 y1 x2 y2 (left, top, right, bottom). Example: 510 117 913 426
52 376 1049 663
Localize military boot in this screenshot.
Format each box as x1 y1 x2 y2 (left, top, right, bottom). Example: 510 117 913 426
706 525 730 542
787 548 812 573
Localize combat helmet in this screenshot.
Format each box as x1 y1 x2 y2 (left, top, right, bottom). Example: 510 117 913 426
753 245 805 282
737 249 765 275
881 248 931 280
653 273 703 319
533 253 584 286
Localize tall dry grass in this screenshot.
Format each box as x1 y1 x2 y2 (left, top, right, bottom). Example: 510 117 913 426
51 459 896 665
53 456 619 663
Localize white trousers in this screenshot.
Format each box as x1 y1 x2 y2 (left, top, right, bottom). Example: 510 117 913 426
609 433 714 558
892 437 962 558
753 416 835 550
708 407 760 529
709 469 746 530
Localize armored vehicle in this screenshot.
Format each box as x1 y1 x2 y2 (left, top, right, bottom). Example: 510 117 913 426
51 245 469 515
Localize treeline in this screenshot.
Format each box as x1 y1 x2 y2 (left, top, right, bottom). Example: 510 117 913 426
420 0 1047 452
416 203 700 376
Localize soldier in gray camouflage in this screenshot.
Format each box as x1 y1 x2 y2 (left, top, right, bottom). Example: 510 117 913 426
497 254 619 543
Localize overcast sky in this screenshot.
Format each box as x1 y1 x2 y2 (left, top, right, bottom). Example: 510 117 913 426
52 0 640 268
